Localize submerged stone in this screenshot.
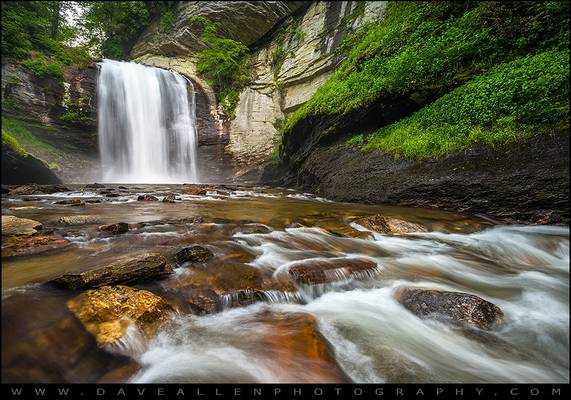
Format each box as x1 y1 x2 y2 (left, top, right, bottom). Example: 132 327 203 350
2 235 70 258
395 288 504 331
50 253 173 289
55 199 85 206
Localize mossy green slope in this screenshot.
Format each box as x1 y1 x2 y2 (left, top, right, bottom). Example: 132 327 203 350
278 1 570 159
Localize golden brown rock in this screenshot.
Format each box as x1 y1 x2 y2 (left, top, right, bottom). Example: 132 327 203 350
354 214 428 235
1 215 43 237
2 235 70 258
288 258 379 285
67 285 173 347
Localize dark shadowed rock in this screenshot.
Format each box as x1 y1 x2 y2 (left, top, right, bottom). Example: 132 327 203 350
105 193 121 198
175 245 214 264
2 235 71 258
99 222 129 235
288 258 380 285
162 194 176 203
354 214 428 235
55 199 85 206
9 184 70 195
50 253 173 289
137 194 159 201
395 288 504 331
2 185 10 194
67 285 173 347
85 199 103 203
85 183 105 189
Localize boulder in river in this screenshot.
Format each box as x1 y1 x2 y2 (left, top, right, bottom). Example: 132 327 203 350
58 215 101 225
181 185 208 195
354 214 428 235
50 253 173 289
395 288 505 331
252 311 349 383
288 258 380 285
2 235 70 258
55 199 85 206
137 194 159 201
175 245 214 264
67 285 173 347
162 194 176 203
85 183 105 189
105 193 121 198
1 215 43 236
9 184 70 195
99 222 129 235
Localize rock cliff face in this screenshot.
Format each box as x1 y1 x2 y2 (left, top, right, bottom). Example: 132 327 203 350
1 63 99 183
132 1 387 180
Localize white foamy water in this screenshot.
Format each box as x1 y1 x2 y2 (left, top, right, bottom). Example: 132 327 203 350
97 60 198 183
123 224 568 383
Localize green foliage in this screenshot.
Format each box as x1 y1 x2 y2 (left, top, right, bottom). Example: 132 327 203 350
346 134 365 147
362 50 570 159
2 1 91 68
279 1 570 158
48 162 61 170
2 117 67 162
2 129 29 158
192 16 249 118
21 57 63 79
61 95 95 123
81 1 149 59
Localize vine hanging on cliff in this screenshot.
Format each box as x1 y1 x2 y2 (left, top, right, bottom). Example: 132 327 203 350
191 16 250 118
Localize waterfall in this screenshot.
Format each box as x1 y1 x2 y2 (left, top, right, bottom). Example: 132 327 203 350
97 59 199 183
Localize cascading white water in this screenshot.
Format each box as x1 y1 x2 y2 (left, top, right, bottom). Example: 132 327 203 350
97 59 198 183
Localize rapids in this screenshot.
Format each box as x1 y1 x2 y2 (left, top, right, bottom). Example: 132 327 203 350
1 185 568 383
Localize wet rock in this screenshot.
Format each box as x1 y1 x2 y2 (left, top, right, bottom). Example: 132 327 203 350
67 285 173 347
85 183 105 189
85 199 102 203
105 193 121 198
162 194 176 203
231 223 272 235
395 288 505 331
288 258 380 285
2 185 10 194
175 245 214 264
9 184 70 195
251 311 349 383
181 185 208 195
137 194 159 201
168 263 263 296
1 215 43 236
2 236 71 258
98 362 141 383
55 199 85 206
117 186 128 190
58 215 101 225
51 253 173 289
354 214 428 235
99 222 129 235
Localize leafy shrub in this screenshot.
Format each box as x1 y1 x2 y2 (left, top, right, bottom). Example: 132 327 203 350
279 1 570 157
21 58 63 79
362 50 569 159
192 16 249 118
2 129 29 158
